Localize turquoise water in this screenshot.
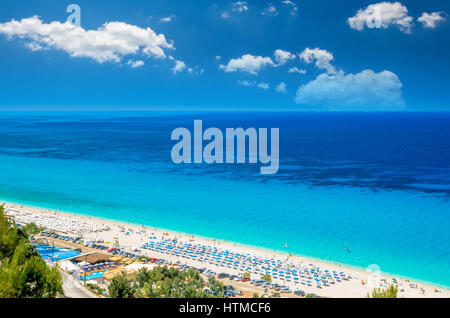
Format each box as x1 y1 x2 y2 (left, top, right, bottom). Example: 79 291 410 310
0 112 449 287
79 270 109 281
34 245 81 263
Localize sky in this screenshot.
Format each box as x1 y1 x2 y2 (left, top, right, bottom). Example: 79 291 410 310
0 0 449 111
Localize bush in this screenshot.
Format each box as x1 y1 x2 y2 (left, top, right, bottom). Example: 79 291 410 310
368 285 398 298
21 222 43 237
261 274 271 282
108 272 134 298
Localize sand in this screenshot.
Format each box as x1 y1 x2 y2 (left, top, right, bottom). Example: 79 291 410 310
4 201 449 298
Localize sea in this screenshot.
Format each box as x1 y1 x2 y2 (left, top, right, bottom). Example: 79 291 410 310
0 111 449 287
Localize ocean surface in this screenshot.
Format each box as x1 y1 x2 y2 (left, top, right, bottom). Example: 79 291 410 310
0 111 449 287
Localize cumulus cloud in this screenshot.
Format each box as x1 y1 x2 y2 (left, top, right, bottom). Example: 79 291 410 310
0 16 173 64
127 59 144 68
418 12 446 29
257 82 270 90
219 54 275 75
26 42 44 51
237 80 254 87
171 60 186 74
232 2 249 13
187 66 205 75
221 12 231 19
288 66 306 74
262 5 279 16
220 50 296 75
348 2 413 33
237 80 269 90
274 49 295 65
295 70 405 110
160 15 175 23
299 47 336 74
276 82 287 93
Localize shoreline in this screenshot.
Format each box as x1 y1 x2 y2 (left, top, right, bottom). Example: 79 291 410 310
3 199 450 298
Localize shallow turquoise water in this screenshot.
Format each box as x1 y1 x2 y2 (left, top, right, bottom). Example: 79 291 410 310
1 154 449 287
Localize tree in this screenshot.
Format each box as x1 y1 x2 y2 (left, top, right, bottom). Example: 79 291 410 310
133 266 218 298
135 267 151 288
21 222 43 238
261 274 271 282
108 272 134 298
368 285 398 298
0 206 62 298
243 272 251 279
208 276 224 297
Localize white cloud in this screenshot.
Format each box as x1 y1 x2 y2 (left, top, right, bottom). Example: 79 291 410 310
418 12 446 29
257 82 270 90
276 82 287 93
127 59 144 68
288 66 306 74
26 42 43 51
281 1 298 16
261 4 278 17
237 80 269 90
348 2 413 34
274 49 295 65
216 55 221 60
295 70 405 110
160 15 174 23
187 66 205 75
0 16 173 64
232 2 249 13
221 12 231 19
299 47 336 74
220 50 294 74
262 5 279 17
237 80 254 87
219 54 274 75
171 60 186 74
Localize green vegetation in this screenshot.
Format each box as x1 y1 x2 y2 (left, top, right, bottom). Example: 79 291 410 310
108 266 225 298
368 285 399 298
20 222 43 238
108 272 134 298
86 283 106 296
0 206 62 298
243 271 251 279
261 274 271 282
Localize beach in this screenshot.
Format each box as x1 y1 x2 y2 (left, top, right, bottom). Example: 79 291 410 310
4 201 449 298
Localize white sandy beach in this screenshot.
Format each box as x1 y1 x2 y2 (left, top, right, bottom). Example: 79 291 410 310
4 201 450 298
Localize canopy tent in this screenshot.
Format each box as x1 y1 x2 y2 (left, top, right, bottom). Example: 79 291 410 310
59 260 81 272
78 261 90 267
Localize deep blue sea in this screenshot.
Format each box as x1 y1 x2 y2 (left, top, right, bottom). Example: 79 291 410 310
0 111 449 286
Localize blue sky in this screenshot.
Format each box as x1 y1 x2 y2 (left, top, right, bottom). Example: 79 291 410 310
0 0 449 111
